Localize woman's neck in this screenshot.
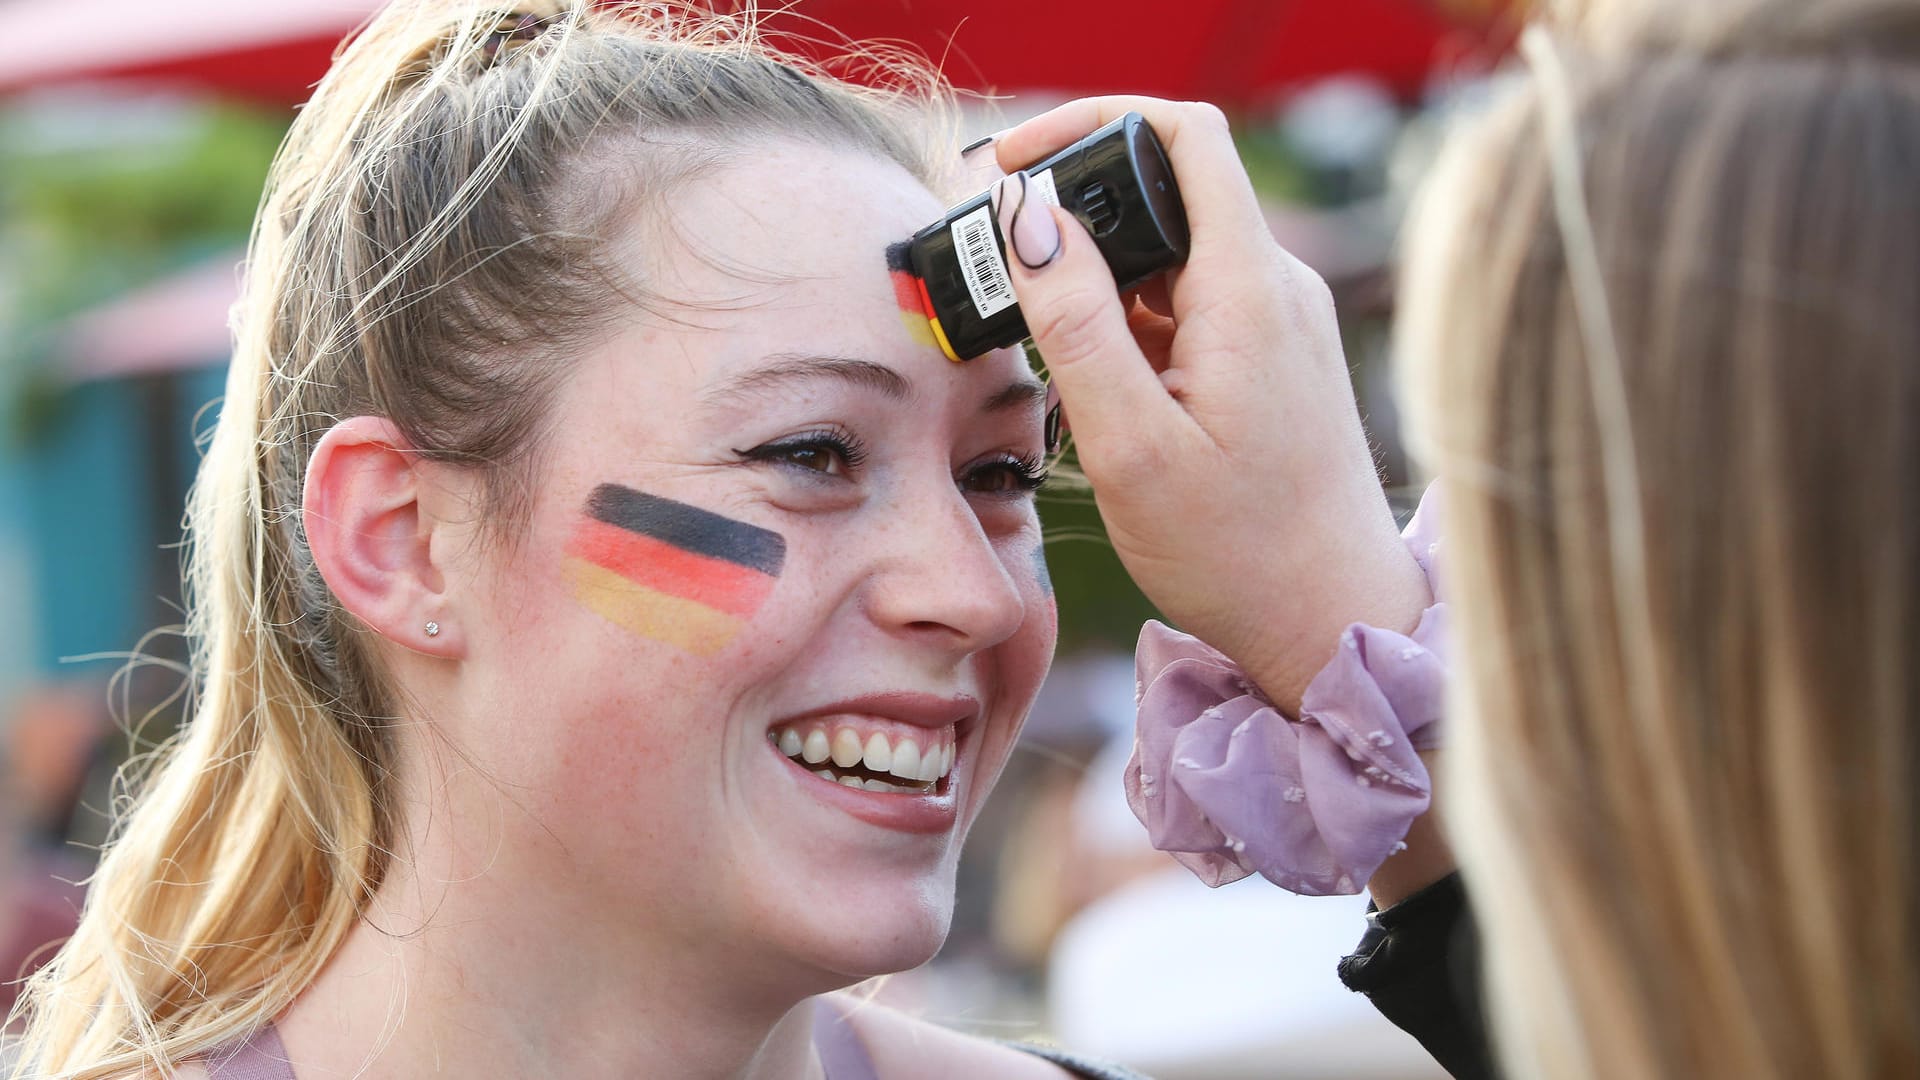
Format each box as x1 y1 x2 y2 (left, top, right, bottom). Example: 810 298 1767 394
274 817 833 1079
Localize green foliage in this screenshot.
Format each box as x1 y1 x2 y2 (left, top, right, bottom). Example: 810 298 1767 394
1025 342 1162 654
1039 481 1161 655
0 98 286 397
1232 127 1319 206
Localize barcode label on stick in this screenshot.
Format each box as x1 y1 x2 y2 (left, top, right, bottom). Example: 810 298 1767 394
952 204 1016 319
1030 168 1061 209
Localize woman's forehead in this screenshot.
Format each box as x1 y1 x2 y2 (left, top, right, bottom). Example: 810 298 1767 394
646 141 945 297
605 143 1038 391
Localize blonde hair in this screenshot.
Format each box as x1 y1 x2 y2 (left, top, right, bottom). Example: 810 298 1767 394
1399 1 1920 1077
8 4 954 1075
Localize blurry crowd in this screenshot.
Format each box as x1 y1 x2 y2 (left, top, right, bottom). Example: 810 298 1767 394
0 682 105 1018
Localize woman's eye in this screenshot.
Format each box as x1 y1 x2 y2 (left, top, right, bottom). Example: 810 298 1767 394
735 429 869 479
962 452 1049 496
780 445 840 474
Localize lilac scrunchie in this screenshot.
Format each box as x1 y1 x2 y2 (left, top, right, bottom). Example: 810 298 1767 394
1123 488 1449 896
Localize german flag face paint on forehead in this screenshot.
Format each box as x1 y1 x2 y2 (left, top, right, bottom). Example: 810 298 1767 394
563 485 786 656
886 240 960 362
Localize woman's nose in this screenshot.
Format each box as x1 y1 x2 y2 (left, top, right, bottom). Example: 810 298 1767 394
863 488 1028 654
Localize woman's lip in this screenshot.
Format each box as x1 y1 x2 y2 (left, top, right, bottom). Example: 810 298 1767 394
773 744 959 835
773 691 980 736
765 692 977 834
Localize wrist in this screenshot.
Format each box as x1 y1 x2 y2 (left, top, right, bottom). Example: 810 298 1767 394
1365 750 1455 909
1234 538 1433 714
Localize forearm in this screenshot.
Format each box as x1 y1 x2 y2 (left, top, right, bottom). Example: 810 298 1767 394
1366 751 1456 909
1237 515 1436 718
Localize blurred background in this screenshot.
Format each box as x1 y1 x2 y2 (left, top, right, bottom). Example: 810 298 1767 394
0 0 1517 1074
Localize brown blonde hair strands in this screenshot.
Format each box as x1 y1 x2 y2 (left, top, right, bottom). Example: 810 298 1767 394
1400 2 1920 1077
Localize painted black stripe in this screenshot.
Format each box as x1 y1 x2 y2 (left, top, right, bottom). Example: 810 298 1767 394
884 239 914 273
585 485 786 576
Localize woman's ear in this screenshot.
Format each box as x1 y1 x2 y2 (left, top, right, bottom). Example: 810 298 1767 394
303 416 462 657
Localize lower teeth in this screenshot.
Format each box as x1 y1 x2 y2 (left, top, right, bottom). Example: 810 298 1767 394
803 763 934 794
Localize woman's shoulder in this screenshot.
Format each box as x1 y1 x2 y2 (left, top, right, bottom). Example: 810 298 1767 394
831 994 1145 1080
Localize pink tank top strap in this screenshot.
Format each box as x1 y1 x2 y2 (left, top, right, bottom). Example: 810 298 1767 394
811 996 880 1080
202 1023 297 1080
201 1009 874 1079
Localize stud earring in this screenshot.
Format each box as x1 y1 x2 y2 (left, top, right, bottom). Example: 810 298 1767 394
424 621 441 638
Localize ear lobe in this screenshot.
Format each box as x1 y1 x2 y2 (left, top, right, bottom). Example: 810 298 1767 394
303 416 460 657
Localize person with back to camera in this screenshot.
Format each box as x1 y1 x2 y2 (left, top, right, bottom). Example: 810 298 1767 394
984 0 1920 1077
4 3 1157 1078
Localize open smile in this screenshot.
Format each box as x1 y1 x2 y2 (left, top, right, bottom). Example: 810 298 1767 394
771 722 955 794
766 693 975 833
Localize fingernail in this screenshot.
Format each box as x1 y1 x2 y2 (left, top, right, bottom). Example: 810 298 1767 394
960 132 998 157
992 171 1061 271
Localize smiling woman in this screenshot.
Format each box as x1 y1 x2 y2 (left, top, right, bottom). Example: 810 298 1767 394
3 4 1121 1079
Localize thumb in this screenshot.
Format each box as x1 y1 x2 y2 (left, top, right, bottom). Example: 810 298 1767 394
994 171 1191 473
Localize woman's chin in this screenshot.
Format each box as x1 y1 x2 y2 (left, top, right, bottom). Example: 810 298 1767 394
776 886 954 984
816 935 946 985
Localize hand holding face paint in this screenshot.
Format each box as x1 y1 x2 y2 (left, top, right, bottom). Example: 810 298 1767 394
990 97 1430 713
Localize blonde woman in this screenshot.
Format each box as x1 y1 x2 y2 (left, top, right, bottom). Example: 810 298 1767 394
992 1 1920 1079
5 3 1171 1078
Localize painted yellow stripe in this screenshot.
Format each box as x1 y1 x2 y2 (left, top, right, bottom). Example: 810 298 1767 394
897 311 936 348
926 314 960 363
563 556 744 657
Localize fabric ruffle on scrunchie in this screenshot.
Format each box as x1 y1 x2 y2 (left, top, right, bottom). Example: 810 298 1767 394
1123 488 1448 896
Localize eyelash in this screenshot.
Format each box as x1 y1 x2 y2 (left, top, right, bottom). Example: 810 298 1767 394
734 431 1049 495
734 427 869 477
964 451 1051 496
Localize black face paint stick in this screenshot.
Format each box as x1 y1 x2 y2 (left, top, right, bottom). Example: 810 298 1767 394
897 112 1190 362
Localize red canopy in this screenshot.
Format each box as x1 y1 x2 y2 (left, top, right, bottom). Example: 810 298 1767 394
0 0 382 106
0 0 1511 108
798 0 1509 104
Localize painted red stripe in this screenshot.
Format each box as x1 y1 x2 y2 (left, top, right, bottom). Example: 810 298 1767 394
913 274 939 320
890 268 926 316
565 517 775 617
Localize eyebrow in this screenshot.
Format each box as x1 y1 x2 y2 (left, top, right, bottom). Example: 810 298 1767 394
701 353 1047 418
701 354 914 409
982 378 1047 415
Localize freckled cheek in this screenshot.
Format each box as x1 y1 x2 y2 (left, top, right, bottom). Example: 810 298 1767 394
1034 585 1059 636
529 737 712 866
1017 538 1057 631
986 544 1060 724
1006 605 1056 697
533 568 825 780
966 608 1055 823
1018 590 1058 662
523 678 706 829
553 719 658 781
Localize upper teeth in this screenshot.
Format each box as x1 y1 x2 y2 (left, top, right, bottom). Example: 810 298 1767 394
771 723 955 783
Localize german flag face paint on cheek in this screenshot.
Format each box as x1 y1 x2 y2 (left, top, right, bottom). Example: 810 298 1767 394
562 484 787 657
